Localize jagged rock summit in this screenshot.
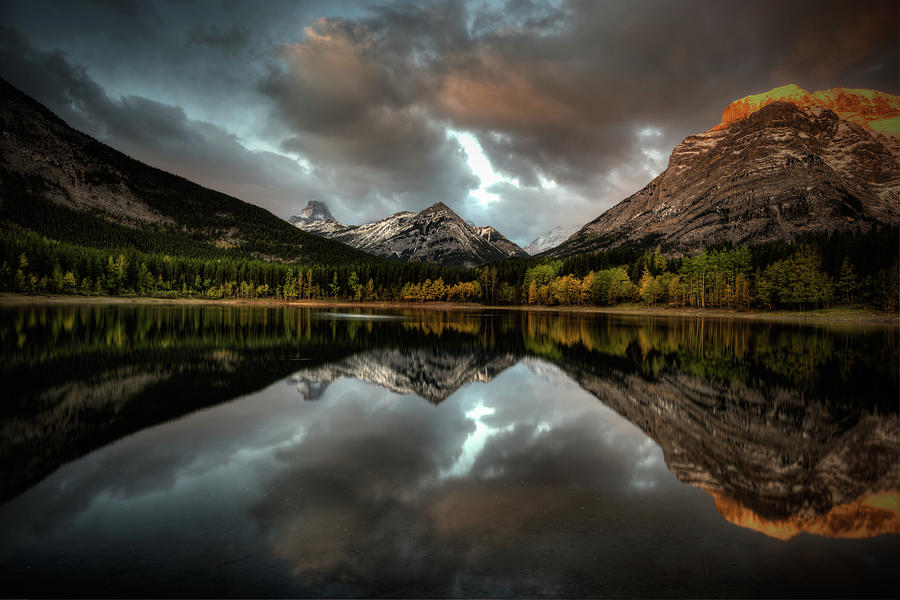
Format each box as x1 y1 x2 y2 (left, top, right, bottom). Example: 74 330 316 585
289 200 335 224
549 84 900 257
714 84 900 137
475 225 525 258
290 200 527 268
287 201 351 238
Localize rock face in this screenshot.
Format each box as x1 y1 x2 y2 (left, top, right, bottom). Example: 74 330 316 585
290 200 526 268
559 366 899 540
714 84 900 137
289 200 336 224
524 225 579 255
0 79 169 225
475 225 528 258
288 200 354 238
291 347 517 404
550 86 900 257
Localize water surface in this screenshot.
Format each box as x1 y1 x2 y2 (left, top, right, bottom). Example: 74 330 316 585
1 304 897 597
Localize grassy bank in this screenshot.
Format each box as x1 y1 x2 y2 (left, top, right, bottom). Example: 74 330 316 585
1 293 897 325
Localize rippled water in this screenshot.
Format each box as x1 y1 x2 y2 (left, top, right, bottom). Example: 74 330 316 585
1 303 897 597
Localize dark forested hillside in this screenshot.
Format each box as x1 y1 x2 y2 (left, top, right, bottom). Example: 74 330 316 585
0 78 368 265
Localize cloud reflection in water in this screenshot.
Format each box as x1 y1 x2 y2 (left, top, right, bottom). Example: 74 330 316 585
1 305 898 597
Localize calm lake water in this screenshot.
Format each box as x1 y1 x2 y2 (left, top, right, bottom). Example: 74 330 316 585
0 303 898 597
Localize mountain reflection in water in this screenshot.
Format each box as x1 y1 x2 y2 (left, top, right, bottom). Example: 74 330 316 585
0 304 897 596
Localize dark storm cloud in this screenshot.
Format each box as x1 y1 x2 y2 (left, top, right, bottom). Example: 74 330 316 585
258 3 481 216
187 24 250 55
256 0 897 239
0 26 327 218
0 0 359 133
18 0 161 43
0 26 124 142
434 0 899 189
1 0 897 241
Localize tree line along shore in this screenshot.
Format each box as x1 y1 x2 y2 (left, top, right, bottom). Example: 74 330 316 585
1 223 897 313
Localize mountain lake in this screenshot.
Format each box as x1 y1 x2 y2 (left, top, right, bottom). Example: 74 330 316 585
1 302 897 597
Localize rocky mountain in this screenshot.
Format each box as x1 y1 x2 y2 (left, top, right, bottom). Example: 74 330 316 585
291 346 517 403
290 200 527 268
714 84 900 137
287 199 353 238
289 199 336 225
564 365 899 539
550 85 900 257
474 225 526 258
524 225 579 255
0 78 366 264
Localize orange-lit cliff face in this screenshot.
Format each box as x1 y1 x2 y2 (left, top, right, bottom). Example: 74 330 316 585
706 489 900 540
713 84 900 136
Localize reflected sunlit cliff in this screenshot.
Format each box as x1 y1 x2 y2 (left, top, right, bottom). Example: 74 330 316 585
1 303 897 540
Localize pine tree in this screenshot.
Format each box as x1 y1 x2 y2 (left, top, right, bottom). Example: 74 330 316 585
837 257 858 304
348 270 362 301
329 272 340 299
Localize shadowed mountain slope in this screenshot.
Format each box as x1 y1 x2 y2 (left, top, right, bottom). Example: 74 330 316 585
0 78 368 264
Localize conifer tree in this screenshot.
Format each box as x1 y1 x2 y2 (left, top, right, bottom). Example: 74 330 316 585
837 257 858 304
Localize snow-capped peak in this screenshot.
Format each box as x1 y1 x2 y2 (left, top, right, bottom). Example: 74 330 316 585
289 200 335 224
524 225 579 255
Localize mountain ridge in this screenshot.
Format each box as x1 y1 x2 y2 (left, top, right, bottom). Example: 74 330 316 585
289 200 527 268
524 225 579 255
289 200 335 224
0 77 369 264
548 86 900 258
713 84 900 137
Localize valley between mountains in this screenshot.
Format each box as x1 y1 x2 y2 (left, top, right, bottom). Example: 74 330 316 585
1 78 898 312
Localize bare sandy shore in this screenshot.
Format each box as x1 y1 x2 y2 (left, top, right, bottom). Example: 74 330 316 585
1 293 897 325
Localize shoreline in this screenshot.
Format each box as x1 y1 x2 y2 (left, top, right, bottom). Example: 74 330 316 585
1 293 897 325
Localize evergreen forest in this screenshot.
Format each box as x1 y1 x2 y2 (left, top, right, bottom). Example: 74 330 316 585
1 220 896 312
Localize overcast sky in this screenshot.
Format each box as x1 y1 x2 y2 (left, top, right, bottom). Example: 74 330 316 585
1 0 897 245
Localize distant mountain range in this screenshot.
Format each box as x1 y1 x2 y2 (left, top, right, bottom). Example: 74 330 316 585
523 226 579 255
289 200 527 268
547 85 899 257
291 346 517 403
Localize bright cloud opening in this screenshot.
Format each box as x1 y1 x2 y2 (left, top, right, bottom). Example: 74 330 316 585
450 129 508 206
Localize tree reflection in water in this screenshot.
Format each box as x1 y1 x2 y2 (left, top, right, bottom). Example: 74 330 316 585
0 303 897 596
